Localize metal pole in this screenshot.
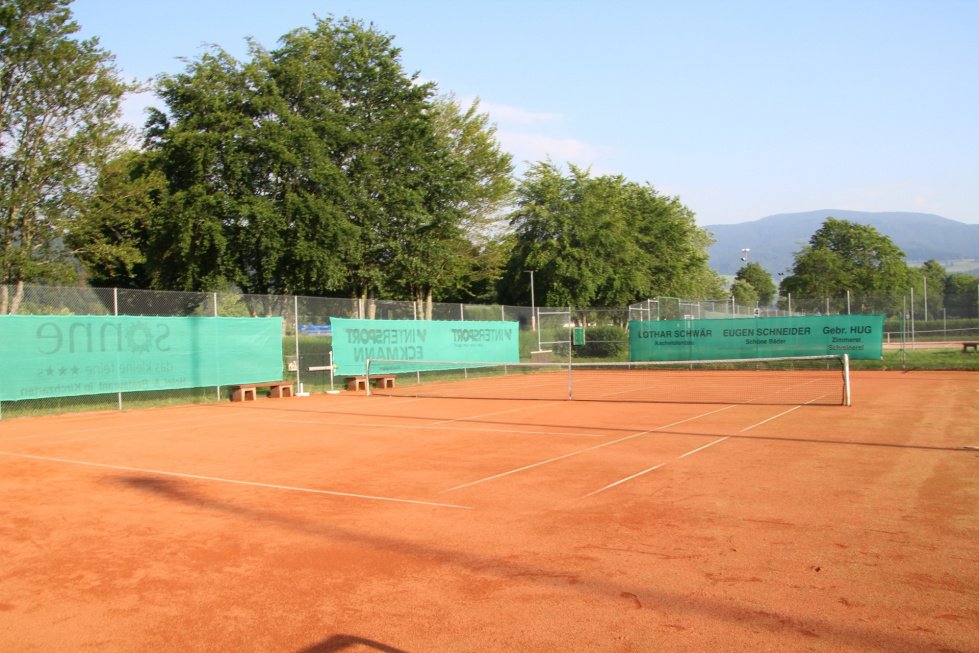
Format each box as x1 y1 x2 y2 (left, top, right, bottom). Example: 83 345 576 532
536 307 542 352
114 287 122 411
910 286 915 350
567 353 573 400
293 295 301 390
525 270 535 332
214 292 220 401
902 296 907 367
924 276 928 320
847 290 851 315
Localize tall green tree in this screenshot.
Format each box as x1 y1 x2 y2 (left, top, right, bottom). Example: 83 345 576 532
909 259 946 320
129 17 495 311
67 150 166 288
944 272 979 319
0 0 135 312
730 278 759 307
397 94 514 315
734 261 777 306
779 217 909 313
499 162 724 308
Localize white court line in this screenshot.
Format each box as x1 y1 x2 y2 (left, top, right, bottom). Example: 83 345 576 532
441 405 737 493
0 451 472 510
0 406 269 444
13 417 274 448
267 418 607 438
585 405 805 497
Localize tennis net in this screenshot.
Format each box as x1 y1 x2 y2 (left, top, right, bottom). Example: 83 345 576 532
365 355 851 406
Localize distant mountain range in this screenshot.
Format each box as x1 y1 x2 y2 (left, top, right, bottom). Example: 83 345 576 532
704 210 979 277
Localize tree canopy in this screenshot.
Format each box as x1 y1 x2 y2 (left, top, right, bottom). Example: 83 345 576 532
0 0 135 312
76 17 514 314
734 262 776 306
779 217 909 312
944 272 979 319
16 9 736 312
498 162 725 308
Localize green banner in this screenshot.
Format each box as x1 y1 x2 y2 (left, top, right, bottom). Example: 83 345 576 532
0 315 283 401
629 314 885 361
330 318 519 376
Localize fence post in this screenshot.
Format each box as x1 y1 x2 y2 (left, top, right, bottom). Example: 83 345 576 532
214 292 220 402
294 295 301 391
902 296 907 367
114 287 122 411
910 287 915 350
924 276 928 320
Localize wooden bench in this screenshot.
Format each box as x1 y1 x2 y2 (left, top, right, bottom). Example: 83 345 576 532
346 377 367 392
373 375 396 389
232 381 294 401
963 342 978 353
345 375 396 392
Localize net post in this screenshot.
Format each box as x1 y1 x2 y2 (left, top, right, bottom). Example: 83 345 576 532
568 355 573 400
842 354 851 406
365 359 372 397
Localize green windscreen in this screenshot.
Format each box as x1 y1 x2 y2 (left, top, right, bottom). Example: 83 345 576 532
0 315 284 401
630 314 884 361
330 318 519 376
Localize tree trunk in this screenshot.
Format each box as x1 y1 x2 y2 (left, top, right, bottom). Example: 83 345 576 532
2 280 25 315
360 287 377 320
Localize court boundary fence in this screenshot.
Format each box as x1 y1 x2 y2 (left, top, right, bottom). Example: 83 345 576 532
0 284 975 418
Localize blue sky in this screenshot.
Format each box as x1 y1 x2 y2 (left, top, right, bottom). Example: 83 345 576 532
71 0 978 226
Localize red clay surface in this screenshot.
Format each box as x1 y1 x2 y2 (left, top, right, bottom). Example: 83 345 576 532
1 370 977 652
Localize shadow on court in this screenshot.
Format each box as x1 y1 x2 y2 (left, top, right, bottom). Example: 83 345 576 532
295 634 409 653
222 401 969 453
109 474 960 653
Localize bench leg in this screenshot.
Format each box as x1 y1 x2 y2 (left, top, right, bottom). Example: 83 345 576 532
233 388 256 402
347 378 367 392
270 384 293 398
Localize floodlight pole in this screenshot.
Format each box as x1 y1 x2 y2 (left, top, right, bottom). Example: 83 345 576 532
741 248 750 264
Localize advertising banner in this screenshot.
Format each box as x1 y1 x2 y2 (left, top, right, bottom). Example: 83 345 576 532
0 315 283 401
330 318 519 375
629 314 885 361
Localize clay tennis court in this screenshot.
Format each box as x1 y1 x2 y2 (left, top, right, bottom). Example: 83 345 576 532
1 370 976 652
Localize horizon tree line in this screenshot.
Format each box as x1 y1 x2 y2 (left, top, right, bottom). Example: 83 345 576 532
2 1 977 317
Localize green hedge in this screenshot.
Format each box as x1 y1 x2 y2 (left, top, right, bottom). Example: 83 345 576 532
579 326 629 359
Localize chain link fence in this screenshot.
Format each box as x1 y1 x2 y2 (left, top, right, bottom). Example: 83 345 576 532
0 285 535 418
2 284 977 418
